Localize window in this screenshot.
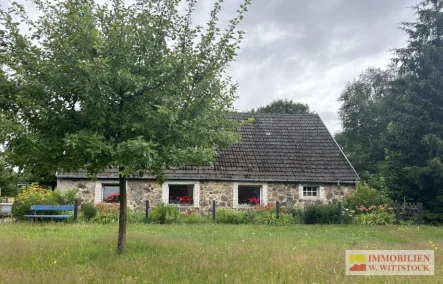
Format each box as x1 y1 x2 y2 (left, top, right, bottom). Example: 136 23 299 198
233 183 268 208
168 184 194 205
161 181 200 207
303 186 318 197
103 185 119 201
238 185 261 205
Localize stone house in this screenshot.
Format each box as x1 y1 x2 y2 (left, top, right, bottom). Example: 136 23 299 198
56 113 358 211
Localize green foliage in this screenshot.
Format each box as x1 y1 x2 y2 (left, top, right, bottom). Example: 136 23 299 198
81 203 97 221
254 212 296 225
148 204 180 224
336 1 443 216
180 211 211 224
343 182 392 211
0 158 18 197
92 203 120 224
0 0 250 252
335 67 394 176
12 184 58 219
251 99 311 114
215 209 252 224
423 212 443 226
128 210 146 224
303 204 338 224
52 188 79 205
0 0 250 181
353 212 396 225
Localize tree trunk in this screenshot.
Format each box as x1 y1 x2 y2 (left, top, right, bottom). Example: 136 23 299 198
117 173 127 255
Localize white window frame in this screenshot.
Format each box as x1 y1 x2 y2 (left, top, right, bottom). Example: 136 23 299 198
299 185 324 199
94 179 127 205
102 184 120 202
161 181 200 207
233 182 268 208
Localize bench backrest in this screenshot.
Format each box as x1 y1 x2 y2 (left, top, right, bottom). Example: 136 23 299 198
0 203 13 215
30 205 75 211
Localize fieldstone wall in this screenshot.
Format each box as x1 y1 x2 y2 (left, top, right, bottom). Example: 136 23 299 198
126 180 162 211
57 178 354 211
199 181 233 212
267 183 354 207
57 178 95 204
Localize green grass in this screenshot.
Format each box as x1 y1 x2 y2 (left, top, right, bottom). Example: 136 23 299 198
0 224 442 283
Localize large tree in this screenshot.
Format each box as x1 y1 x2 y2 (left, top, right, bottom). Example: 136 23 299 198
335 67 395 177
251 99 311 114
0 0 250 253
383 0 443 212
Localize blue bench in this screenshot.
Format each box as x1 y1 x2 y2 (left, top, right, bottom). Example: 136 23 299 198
24 205 75 222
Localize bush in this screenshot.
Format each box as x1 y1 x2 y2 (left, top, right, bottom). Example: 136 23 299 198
216 209 252 224
254 212 296 225
344 182 392 212
53 188 79 205
93 203 119 224
128 210 145 224
180 211 211 224
82 202 97 221
423 212 443 226
12 184 58 220
148 203 180 224
303 204 338 224
353 211 396 225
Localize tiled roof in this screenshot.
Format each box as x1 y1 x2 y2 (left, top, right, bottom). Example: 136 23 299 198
58 113 358 183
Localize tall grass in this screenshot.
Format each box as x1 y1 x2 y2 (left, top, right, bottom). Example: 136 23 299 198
0 224 442 283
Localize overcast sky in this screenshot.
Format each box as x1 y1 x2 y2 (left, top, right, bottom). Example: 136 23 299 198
206 0 418 133
1 0 418 133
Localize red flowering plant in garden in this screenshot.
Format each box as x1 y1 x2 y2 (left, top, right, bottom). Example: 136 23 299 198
179 195 193 204
105 192 120 203
248 197 260 205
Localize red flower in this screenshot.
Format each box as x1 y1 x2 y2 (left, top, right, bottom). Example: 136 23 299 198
248 197 260 204
179 195 193 203
106 192 120 203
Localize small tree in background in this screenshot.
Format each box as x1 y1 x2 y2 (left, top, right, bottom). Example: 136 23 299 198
0 0 250 254
251 99 312 114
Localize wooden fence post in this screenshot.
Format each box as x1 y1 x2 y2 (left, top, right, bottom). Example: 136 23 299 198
395 200 401 224
145 200 149 224
418 203 423 225
73 199 79 222
276 201 280 219
212 200 216 223
337 202 342 224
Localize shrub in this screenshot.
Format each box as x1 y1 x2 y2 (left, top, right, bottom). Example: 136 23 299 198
180 211 211 224
353 211 396 225
303 204 337 224
423 212 443 226
148 203 180 224
216 209 252 224
82 202 97 221
52 188 79 205
128 210 146 224
344 182 392 212
93 203 119 224
254 212 295 225
12 184 58 220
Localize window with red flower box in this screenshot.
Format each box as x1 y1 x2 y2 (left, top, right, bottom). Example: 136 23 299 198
238 185 261 206
103 185 119 202
169 184 194 205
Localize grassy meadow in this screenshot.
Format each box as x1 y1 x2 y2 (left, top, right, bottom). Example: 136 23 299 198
0 223 442 283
